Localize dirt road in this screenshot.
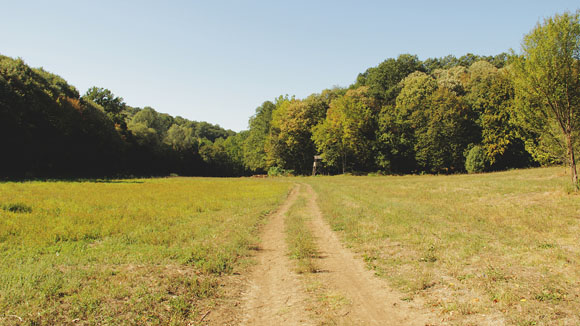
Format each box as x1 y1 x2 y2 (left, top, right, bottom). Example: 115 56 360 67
214 184 433 325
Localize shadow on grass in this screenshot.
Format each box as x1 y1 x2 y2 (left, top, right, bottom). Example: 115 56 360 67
0 177 145 184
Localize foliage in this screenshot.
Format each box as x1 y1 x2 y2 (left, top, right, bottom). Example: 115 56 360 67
414 87 477 173
244 101 276 172
423 52 509 73
465 145 485 173
376 72 437 173
379 71 478 173
0 54 240 178
83 87 129 134
267 166 294 177
312 87 378 173
355 54 425 105
266 93 329 174
510 10 580 188
0 55 124 178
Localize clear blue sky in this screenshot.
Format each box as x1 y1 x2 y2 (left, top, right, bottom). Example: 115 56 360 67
1 1 578 131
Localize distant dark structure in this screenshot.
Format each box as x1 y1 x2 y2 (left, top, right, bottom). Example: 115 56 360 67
312 155 322 176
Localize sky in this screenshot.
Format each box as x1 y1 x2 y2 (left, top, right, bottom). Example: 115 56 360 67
1 1 578 132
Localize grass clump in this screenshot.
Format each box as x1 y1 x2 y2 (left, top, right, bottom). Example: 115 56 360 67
2 202 32 213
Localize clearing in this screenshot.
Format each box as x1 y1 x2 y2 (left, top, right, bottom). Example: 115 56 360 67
2 167 579 325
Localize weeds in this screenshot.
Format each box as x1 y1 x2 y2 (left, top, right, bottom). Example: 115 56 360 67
1 202 32 213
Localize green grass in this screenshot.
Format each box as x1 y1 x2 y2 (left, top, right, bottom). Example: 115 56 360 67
3 168 579 325
305 167 580 325
285 185 318 274
0 177 291 325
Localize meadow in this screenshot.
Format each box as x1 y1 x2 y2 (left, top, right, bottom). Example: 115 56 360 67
2 167 579 326
306 167 580 325
0 178 291 325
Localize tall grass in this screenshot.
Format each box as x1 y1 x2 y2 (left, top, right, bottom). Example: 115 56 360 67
306 167 580 325
0 177 290 325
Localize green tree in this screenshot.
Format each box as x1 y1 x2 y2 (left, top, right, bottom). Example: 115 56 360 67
223 131 249 175
313 87 378 173
377 72 437 173
432 66 468 95
354 54 425 106
83 87 129 136
465 61 531 170
243 101 276 172
384 71 477 173
265 94 328 174
510 10 580 189
414 87 476 173
0 56 126 177
130 107 174 138
83 87 125 119
164 124 197 152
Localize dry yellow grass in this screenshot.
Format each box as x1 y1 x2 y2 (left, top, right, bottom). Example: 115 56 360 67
305 167 580 325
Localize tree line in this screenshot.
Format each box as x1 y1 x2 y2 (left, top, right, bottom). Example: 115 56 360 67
245 53 534 176
0 56 239 178
245 10 580 191
1 10 578 187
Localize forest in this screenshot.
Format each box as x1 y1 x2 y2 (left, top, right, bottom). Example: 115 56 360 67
1 10 578 180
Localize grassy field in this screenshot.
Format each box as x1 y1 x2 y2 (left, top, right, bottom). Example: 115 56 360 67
0 177 291 325
2 168 579 325
305 167 580 325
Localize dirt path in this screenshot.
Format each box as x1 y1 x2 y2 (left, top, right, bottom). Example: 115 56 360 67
303 183 433 326
219 184 433 326
238 185 315 326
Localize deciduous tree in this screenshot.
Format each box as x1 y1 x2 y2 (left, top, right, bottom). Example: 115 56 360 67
510 10 580 189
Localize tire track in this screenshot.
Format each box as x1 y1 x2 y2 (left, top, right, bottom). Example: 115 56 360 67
303 183 434 325
239 185 315 326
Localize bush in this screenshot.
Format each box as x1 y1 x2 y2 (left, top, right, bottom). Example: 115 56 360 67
267 166 294 177
465 145 485 174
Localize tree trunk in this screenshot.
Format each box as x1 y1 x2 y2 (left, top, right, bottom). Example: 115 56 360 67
566 133 579 190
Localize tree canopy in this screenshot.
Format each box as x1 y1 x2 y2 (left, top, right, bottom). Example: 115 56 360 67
510 10 580 188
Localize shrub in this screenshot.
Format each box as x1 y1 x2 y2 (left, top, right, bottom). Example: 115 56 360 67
267 166 294 177
465 145 485 174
